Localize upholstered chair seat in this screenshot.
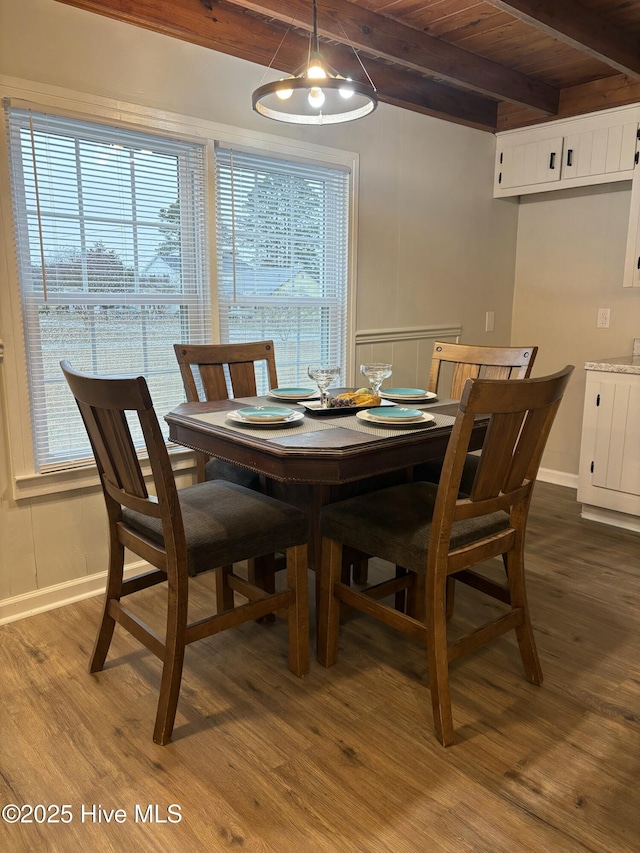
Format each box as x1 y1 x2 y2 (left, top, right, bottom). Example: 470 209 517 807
123 480 308 577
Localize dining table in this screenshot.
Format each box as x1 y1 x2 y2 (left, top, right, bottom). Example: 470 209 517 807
165 391 488 571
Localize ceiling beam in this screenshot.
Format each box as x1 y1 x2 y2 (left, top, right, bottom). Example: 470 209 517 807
498 73 640 130
224 0 558 114
52 0 499 130
485 0 640 80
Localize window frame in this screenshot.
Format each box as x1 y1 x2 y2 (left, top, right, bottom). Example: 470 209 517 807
6 107 211 473
214 143 352 387
0 77 359 500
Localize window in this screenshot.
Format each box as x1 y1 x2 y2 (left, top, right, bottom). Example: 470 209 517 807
215 146 350 390
5 107 209 471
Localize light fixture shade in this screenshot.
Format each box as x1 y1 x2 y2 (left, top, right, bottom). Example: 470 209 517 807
253 76 377 125
252 0 377 126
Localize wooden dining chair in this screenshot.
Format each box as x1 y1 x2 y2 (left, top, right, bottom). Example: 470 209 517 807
174 340 278 486
175 340 365 594
317 365 573 746
428 340 538 401
174 341 282 601
61 360 309 745
413 341 540 612
354 341 539 591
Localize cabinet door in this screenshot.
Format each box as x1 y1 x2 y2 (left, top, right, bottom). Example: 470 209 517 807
563 122 638 180
498 136 563 190
591 381 640 494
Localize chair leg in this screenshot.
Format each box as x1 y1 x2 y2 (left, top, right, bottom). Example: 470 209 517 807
90 536 124 673
426 568 455 747
406 570 426 622
445 577 456 620
153 584 188 746
248 556 276 592
352 559 369 585
505 548 543 685
250 555 276 623
317 538 343 667
215 565 235 613
395 566 407 612
285 544 309 678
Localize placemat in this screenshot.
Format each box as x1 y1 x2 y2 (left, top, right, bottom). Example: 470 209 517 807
187 408 340 439
187 406 456 440
331 411 456 436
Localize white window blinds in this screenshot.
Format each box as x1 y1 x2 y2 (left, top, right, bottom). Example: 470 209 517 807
215 146 350 390
5 105 210 471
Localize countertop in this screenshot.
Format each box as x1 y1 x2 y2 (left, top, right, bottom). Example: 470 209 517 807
584 355 640 375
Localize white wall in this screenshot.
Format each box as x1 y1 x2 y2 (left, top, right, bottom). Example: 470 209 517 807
511 182 636 477
0 0 518 615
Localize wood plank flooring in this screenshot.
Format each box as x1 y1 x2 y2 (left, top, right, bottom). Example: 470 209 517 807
0 482 638 852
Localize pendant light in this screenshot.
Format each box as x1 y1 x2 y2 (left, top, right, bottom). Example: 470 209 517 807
252 0 377 126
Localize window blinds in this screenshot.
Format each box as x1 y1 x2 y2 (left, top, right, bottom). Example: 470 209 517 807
5 105 210 471
215 146 350 391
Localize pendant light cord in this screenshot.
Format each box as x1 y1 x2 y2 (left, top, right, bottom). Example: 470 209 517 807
312 0 320 53
255 17 296 88
336 16 377 91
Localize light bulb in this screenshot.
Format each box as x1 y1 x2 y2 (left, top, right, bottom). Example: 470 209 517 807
339 78 355 99
308 87 325 109
276 87 293 100
307 61 327 80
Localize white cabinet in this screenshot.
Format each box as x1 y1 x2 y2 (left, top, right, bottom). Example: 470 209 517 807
563 122 638 181
578 367 640 524
495 108 639 198
497 136 563 191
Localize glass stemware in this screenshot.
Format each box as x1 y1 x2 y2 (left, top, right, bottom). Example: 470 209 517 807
307 364 340 408
360 362 392 396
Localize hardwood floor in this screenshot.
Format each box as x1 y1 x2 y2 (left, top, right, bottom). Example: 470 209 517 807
1 482 639 852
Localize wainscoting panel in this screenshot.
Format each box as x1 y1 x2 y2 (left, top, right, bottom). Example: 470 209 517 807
355 325 461 389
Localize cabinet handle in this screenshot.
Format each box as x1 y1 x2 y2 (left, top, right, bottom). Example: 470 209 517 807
637 256 640 270
549 152 556 169
498 172 502 184
566 149 573 167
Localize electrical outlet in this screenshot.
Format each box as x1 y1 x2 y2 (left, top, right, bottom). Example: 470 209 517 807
485 311 495 332
597 308 610 329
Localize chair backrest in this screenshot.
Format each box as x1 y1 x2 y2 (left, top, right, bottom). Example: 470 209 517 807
174 341 278 402
60 360 184 555
432 365 574 553
428 341 538 399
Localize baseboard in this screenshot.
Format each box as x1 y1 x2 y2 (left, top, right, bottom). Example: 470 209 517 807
536 469 640 530
0 561 148 626
580 504 640 534
537 467 578 490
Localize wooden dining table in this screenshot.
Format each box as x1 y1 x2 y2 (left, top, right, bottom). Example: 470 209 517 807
165 394 488 569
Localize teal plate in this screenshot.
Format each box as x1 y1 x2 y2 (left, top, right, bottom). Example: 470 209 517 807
366 406 423 420
382 387 427 396
236 405 293 422
270 387 317 399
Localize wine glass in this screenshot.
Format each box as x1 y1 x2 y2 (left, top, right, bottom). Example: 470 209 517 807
360 362 392 396
307 364 340 408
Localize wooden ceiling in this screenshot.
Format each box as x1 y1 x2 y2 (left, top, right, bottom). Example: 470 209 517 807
54 1 640 133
